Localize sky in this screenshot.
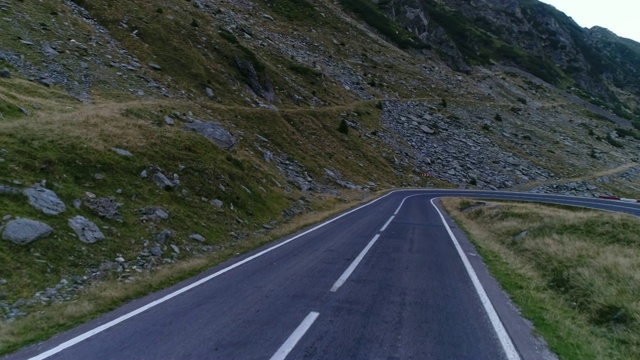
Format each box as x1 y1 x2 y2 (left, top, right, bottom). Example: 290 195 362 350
541 0 640 42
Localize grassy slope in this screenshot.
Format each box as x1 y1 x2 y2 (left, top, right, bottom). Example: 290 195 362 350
0 72 409 353
442 198 640 359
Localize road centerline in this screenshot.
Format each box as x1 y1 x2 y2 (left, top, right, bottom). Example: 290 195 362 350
380 216 394 232
270 311 320 360
330 234 381 292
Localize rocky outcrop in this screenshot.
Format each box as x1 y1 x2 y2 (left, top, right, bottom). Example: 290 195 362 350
183 120 237 150
84 196 124 222
2 218 53 245
235 57 275 103
68 216 105 244
24 185 66 215
380 0 640 107
380 100 555 189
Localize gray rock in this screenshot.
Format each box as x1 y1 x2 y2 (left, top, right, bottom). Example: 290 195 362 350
152 172 177 190
189 234 206 242
42 42 59 57
183 120 236 150
111 148 133 157
164 116 175 126
234 57 275 102
0 68 11 78
38 78 54 87
68 216 105 244
513 230 529 242
419 125 435 134
262 14 275 21
140 170 148 178
210 199 223 208
24 185 66 215
2 215 11 221
139 207 170 222
84 197 123 222
150 245 162 257
155 229 173 244
2 218 53 245
205 87 216 99
148 63 162 71
170 244 180 254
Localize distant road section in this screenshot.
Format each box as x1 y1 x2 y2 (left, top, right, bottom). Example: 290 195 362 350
6 190 639 360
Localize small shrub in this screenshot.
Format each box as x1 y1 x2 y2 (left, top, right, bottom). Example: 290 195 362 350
494 113 502 121
0 101 23 118
218 30 238 44
225 155 245 170
190 19 199 28
615 127 640 140
288 64 322 80
605 133 624 148
338 119 349 135
517 97 527 105
338 0 425 49
441 98 447 108
481 123 491 131
458 199 474 211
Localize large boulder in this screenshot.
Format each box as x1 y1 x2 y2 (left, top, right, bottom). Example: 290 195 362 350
183 120 236 150
24 185 66 215
2 218 53 245
68 216 105 244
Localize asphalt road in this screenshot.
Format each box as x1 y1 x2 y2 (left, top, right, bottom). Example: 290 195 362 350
6 190 640 360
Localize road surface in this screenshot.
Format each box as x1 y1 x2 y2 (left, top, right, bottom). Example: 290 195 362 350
6 190 640 360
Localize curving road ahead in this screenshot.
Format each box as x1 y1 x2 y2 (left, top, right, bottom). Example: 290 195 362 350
6 190 640 360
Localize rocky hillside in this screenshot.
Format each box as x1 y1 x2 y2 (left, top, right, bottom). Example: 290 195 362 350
378 0 640 119
0 0 640 353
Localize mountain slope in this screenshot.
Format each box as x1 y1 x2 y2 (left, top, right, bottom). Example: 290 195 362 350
379 0 640 119
0 0 640 354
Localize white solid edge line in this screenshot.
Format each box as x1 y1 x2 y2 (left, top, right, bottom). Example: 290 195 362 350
430 198 521 360
269 311 320 360
330 234 381 292
28 193 397 360
380 216 394 232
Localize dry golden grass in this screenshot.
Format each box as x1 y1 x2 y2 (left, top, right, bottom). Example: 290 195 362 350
442 198 640 360
0 100 169 149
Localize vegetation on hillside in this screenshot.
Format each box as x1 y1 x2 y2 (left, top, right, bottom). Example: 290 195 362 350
338 0 426 49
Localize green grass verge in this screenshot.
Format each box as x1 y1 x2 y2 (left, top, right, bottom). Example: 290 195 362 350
442 198 640 360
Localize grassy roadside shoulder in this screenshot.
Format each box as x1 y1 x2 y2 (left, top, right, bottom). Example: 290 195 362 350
441 198 640 360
